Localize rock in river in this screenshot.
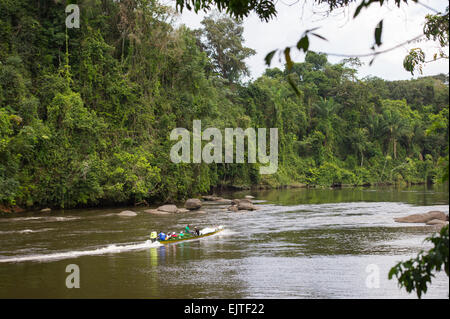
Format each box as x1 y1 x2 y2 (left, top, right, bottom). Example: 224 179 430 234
394 211 447 223
156 205 178 213
144 209 169 215
185 198 202 210
426 219 449 226
118 210 137 217
237 201 258 211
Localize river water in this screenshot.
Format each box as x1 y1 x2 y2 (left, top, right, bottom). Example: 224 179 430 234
0 185 448 298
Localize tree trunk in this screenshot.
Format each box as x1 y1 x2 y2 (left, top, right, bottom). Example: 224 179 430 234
393 138 397 159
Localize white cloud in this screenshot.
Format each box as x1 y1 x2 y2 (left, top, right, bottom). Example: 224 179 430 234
172 0 448 81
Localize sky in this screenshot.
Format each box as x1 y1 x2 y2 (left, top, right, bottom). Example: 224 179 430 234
170 0 449 81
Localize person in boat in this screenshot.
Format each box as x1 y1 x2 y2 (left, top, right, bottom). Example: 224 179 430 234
158 231 166 241
185 225 192 234
194 227 200 236
150 231 157 243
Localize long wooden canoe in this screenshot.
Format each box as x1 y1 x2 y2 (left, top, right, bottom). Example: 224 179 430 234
158 226 224 244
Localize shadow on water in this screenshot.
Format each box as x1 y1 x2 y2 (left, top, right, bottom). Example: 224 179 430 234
227 184 449 206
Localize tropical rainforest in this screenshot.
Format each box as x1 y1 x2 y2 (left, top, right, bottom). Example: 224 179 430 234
0 0 448 210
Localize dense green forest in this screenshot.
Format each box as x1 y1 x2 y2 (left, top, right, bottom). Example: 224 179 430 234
0 0 448 210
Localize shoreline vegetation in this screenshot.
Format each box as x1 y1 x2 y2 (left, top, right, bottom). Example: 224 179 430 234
0 182 446 214
0 1 448 214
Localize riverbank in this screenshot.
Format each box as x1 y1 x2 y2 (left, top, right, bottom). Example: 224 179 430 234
1 181 447 214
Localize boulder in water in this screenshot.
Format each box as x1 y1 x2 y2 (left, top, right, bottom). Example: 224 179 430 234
118 210 137 217
185 198 202 210
215 198 232 204
237 201 258 211
144 209 171 215
426 219 448 226
394 211 447 223
157 205 178 213
177 208 190 213
40 208 51 213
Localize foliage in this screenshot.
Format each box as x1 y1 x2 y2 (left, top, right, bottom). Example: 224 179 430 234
0 0 448 209
389 225 449 299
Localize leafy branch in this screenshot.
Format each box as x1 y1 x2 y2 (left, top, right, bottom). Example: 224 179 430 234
388 225 449 299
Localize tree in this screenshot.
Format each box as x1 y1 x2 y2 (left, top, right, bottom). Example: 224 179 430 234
350 127 369 166
312 97 340 149
198 14 256 83
380 100 412 159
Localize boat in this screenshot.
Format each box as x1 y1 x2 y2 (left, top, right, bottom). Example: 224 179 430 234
157 225 224 244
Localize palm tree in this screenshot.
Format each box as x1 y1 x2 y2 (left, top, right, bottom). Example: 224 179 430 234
312 97 340 148
351 128 369 166
381 109 410 159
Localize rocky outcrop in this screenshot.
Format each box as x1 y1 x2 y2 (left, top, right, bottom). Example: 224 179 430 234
144 209 170 215
237 201 258 211
215 198 232 204
185 198 202 210
40 208 51 213
201 195 232 204
156 205 179 213
227 197 259 211
232 198 252 205
118 210 137 217
394 211 447 223
144 205 192 214
426 219 449 226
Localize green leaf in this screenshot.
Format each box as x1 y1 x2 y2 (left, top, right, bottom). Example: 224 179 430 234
296 35 310 53
284 47 293 70
374 19 383 47
265 50 277 66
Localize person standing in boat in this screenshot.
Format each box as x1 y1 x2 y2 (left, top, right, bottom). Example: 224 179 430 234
150 231 157 243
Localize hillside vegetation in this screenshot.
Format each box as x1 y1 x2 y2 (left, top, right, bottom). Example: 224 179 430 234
0 0 448 209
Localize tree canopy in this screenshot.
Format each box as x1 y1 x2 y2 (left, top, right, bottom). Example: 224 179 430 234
0 0 448 210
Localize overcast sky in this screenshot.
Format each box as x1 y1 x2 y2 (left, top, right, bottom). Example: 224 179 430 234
170 0 448 81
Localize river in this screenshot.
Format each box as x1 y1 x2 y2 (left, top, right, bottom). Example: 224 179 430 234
0 185 448 298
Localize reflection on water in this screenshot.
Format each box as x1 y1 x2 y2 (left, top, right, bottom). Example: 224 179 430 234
0 184 448 298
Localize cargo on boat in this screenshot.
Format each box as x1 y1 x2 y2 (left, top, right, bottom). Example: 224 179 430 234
150 226 224 244
156 226 224 244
